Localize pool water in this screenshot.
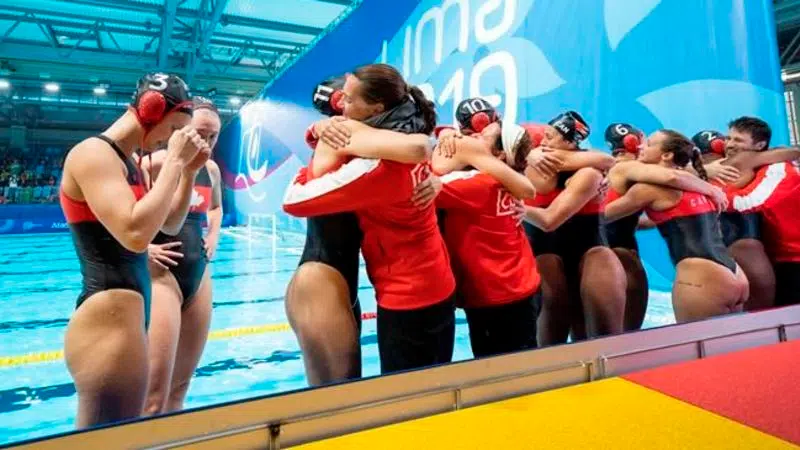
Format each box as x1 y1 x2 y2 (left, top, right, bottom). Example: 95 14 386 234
0 228 675 445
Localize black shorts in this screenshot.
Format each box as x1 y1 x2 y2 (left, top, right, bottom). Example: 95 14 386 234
720 212 761 247
299 213 362 313
773 262 800 307
464 291 540 358
557 214 608 276
377 299 455 374
523 222 559 256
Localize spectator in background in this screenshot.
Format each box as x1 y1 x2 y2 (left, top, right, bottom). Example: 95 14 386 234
0 175 6 204
51 159 63 179
9 158 20 175
33 179 43 202
43 176 57 203
35 159 46 178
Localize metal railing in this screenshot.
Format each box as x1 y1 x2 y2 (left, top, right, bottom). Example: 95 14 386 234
8 304 800 450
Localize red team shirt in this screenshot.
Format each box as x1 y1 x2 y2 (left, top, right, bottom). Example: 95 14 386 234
728 162 800 262
437 171 540 308
283 153 455 311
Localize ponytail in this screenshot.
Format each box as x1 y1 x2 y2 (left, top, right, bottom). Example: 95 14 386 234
690 147 708 181
408 85 437 136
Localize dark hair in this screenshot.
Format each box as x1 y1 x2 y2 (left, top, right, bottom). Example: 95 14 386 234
352 63 437 135
660 129 708 181
728 116 771 149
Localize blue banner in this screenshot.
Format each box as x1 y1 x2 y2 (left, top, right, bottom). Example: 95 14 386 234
0 205 68 234
215 0 787 288
0 206 236 236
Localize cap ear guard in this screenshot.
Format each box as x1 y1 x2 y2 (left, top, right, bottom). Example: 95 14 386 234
710 138 726 155
329 90 344 114
692 130 726 156
470 111 493 133
137 90 168 126
456 97 498 133
622 133 640 152
132 72 193 129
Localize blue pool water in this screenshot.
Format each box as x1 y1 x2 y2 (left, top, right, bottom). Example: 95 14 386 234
0 228 675 445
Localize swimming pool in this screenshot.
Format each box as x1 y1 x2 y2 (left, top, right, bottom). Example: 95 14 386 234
0 226 675 445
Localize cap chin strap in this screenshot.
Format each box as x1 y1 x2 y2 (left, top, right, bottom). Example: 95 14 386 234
501 122 525 163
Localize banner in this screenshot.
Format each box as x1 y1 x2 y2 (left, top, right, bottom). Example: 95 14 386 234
0 205 236 236
0 205 68 234
215 0 787 288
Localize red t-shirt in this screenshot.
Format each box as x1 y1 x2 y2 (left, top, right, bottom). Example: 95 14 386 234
730 162 800 262
283 157 456 310
437 171 540 307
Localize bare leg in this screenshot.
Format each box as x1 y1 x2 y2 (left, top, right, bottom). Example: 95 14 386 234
729 239 775 311
536 254 571 346
166 270 212 411
613 248 649 331
285 262 361 385
64 290 149 428
672 260 749 323
143 269 183 416
579 247 626 338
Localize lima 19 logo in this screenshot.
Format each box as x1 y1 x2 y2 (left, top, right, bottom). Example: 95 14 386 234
375 0 787 145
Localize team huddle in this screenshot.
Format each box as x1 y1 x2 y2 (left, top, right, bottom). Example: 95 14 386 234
281 63 800 387
56 63 800 431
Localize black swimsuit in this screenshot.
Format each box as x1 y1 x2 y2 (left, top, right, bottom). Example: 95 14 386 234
152 165 212 306
298 212 363 321
719 211 761 247
605 188 640 251
60 135 151 327
524 171 608 272
647 192 736 273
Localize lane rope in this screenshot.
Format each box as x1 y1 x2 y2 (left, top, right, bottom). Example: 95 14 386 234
0 312 378 369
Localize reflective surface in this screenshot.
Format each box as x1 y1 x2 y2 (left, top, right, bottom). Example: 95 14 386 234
0 229 676 445
0 0 790 445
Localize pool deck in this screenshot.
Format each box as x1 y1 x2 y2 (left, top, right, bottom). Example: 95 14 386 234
295 340 800 449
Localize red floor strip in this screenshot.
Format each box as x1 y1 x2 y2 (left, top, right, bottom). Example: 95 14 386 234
624 340 800 444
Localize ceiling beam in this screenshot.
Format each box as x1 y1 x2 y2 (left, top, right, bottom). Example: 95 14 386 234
63 0 323 35
0 39 276 84
775 0 800 14
0 12 296 55
189 0 230 83
199 0 230 51
159 0 179 69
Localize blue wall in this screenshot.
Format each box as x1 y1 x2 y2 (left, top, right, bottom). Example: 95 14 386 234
188 0 789 289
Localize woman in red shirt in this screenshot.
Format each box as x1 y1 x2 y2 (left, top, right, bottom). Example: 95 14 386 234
605 130 748 322
433 121 540 357
284 64 456 374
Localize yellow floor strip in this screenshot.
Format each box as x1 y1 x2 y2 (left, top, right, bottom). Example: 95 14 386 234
295 378 797 449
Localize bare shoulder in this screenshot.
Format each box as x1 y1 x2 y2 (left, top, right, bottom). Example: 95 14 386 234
64 137 121 175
